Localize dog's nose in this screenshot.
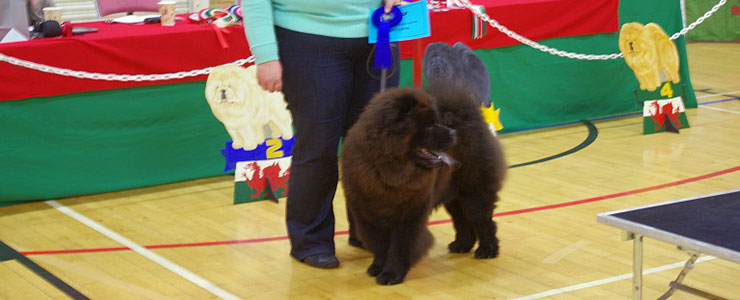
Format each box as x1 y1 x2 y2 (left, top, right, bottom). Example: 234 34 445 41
629 42 634 51
220 89 227 100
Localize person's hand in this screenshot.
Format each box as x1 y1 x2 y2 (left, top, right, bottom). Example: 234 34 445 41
384 0 403 13
256 60 283 92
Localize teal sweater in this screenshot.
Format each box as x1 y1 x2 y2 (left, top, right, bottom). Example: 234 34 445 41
242 0 383 64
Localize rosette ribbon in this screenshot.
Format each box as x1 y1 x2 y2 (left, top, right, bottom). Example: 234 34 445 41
371 6 402 69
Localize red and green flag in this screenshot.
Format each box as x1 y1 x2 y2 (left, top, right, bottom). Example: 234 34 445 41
221 138 293 204
638 82 690 134
233 157 291 204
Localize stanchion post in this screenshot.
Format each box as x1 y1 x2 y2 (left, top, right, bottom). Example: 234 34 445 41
413 38 423 87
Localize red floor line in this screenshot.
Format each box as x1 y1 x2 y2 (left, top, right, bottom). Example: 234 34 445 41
21 165 740 256
144 236 290 249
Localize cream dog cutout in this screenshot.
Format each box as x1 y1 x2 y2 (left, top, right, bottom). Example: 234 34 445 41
619 22 680 92
205 65 294 151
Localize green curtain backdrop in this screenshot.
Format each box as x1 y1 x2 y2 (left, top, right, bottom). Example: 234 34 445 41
686 0 740 41
0 0 697 204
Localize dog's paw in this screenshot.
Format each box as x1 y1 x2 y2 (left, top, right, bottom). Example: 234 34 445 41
448 240 474 253
367 263 383 277
375 271 406 285
473 245 499 259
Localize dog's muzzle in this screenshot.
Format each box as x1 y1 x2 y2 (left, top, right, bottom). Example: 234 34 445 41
414 148 458 170
220 89 227 102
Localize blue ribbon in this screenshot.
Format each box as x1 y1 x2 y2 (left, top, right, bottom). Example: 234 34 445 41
372 6 402 69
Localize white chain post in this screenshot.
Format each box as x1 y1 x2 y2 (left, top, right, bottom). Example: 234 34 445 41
0 0 728 79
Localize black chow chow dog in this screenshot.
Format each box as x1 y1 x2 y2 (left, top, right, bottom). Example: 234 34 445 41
341 83 506 285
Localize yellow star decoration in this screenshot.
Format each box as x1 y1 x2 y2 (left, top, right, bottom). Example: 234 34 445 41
481 104 503 131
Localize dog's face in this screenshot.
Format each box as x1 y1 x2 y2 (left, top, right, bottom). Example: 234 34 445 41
619 23 656 67
204 65 256 120
364 88 456 168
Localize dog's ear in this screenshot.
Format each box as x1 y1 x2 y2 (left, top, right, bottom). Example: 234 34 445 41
377 90 416 123
373 90 423 137
204 69 222 101
393 92 421 117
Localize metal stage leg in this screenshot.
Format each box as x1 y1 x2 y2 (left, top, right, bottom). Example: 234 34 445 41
632 233 643 300
656 251 697 300
657 249 727 300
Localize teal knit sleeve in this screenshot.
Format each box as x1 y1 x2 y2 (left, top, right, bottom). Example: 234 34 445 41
242 0 279 64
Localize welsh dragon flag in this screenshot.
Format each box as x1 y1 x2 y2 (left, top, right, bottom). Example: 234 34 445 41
637 82 690 134
221 138 293 204
233 157 291 204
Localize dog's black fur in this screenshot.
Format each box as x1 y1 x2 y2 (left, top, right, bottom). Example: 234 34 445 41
341 83 506 285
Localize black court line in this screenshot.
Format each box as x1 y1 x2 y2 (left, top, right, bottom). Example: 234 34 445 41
509 120 598 169
702 98 740 105
0 240 90 300
505 93 738 169
696 88 740 100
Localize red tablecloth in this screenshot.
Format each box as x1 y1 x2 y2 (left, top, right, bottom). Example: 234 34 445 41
0 0 618 102
403 0 619 57
0 18 249 102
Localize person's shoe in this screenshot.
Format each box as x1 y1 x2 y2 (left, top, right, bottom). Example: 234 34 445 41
301 254 339 269
348 237 364 249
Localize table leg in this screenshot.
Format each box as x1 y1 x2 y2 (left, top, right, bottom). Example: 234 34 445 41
656 252 697 300
655 251 727 300
633 234 643 300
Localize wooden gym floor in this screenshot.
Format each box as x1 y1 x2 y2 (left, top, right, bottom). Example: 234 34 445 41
1 42 738 300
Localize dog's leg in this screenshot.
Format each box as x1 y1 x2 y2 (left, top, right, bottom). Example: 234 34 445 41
635 72 648 91
356 219 390 277
472 219 499 259
228 128 243 149
376 229 412 285
239 127 259 151
460 195 500 259
272 117 294 140
253 124 266 145
444 200 476 253
368 255 387 277
648 71 661 92
266 121 280 139
376 214 430 285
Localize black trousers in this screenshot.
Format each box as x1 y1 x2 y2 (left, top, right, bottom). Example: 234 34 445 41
276 26 400 260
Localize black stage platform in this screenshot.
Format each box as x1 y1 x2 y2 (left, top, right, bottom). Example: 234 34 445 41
597 190 740 300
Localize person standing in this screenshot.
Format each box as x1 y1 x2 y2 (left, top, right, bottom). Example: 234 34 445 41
27 0 55 26
242 0 403 268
